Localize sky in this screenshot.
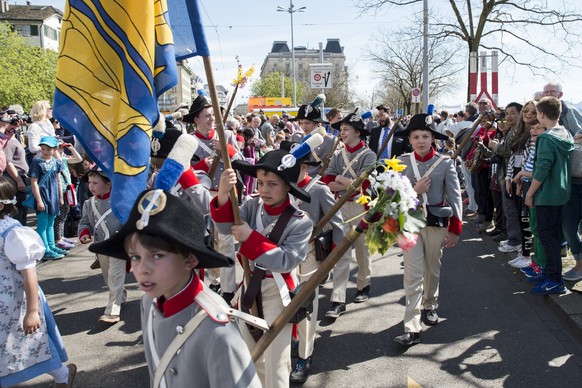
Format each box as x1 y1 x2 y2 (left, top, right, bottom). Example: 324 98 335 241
26 0 582 110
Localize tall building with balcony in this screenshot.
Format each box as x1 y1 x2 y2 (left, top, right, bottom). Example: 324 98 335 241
0 1 62 52
260 38 348 102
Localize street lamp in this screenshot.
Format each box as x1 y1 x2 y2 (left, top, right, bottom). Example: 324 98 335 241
277 1 306 107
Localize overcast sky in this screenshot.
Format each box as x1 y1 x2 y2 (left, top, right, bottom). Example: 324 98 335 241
24 0 582 110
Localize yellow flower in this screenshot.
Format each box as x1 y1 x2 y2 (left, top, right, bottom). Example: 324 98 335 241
356 195 371 205
385 156 407 172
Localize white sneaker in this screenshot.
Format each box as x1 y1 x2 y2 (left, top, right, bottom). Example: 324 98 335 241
509 255 532 268
499 239 509 247
499 243 520 253
507 256 521 265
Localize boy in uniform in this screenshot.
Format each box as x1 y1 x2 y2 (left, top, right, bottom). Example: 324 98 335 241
212 149 312 388
89 189 261 387
392 114 463 347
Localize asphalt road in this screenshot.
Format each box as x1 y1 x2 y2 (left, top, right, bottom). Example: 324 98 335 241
15 221 582 387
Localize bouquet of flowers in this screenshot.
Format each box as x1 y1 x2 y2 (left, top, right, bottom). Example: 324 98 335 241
357 157 426 254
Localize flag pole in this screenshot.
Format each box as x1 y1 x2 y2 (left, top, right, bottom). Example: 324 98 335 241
202 56 252 288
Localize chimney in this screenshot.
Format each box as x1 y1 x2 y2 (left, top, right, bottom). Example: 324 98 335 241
27 1 31 5
1 1 9 13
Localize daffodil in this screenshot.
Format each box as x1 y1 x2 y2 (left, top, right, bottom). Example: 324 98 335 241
356 195 371 205
384 156 406 172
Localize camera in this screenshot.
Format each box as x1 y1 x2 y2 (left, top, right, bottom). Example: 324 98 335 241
1 114 30 125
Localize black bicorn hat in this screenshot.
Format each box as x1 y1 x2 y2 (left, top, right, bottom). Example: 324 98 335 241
182 94 212 123
331 111 369 137
150 128 182 158
232 149 311 203
291 105 329 124
89 189 234 268
396 113 449 140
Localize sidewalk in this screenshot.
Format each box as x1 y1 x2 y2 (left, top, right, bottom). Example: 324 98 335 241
464 215 582 344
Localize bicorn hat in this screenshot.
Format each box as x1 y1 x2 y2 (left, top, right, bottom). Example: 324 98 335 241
396 113 449 140
331 111 370 137
89 189 233 268
182 94 212 123
232 149 311 203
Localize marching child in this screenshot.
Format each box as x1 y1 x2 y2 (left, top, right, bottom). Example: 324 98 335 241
89 189 260 387
28 136 67 260
78 167 124 324
0 176 76 387
212 149 312 388
321 112 377 307
284 143 346 384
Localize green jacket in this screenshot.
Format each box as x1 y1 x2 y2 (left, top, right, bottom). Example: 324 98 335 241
532 126 574 206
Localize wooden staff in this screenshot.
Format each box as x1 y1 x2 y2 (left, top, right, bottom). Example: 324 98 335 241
251 209 377 361
203 57 251 288
452 114 483 160
375 117 403 159
207 83 241 178
318 135 341 177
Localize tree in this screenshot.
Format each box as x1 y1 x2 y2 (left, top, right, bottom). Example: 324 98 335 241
250 72 306 104
366 26 463 114
355 0 582 100
0 23 58 111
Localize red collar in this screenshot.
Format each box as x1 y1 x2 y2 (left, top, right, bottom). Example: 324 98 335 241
414 148 435 162
297 175 311 189
156 273 203 318
96 192 111 200
194 129 215 140
345 141 365 153
263 196 291 216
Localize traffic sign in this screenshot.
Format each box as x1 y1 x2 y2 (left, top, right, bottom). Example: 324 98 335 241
411 87 421 103
310 64 333 89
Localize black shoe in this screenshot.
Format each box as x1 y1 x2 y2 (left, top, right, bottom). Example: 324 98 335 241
209 283 221 294
394 332 420 347
421 309 439 326
289 357 312 384
325 302 346 319
486 228 502 237
353 286 370 303
222 292 235 305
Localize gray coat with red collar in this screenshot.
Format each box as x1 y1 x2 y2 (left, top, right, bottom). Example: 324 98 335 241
141 283 261 388
211 195 311 273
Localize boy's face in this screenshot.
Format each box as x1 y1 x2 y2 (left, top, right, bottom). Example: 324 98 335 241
257 169 289 207
409 129 435 155
88 175 111 197
340 123 360 145
40 144 55 159
126 235 199 299
530 123 545 140
299 119 318 135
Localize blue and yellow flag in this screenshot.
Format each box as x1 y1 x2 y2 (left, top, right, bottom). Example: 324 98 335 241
167 0 210 60
53 0 178 223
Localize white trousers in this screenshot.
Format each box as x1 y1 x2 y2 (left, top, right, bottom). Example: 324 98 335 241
240 279 292 388
97 254 127 316
331 202 371 302
402 227 448 333
296 245 319 359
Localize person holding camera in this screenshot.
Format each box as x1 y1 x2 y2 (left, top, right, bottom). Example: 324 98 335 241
1 110 29 225
26 101 55 159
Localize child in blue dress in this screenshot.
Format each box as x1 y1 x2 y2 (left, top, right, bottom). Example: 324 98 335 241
28 136 68 259
0 176 76 387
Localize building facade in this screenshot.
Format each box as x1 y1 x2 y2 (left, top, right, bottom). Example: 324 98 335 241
0 1 62 52
260 38 348 103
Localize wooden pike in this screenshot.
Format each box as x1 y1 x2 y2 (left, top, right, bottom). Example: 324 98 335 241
251 209 378 361
452 114 483 160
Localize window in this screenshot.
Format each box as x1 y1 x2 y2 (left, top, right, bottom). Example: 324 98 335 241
43 25 58 40
30 25 39 36
15 25 31 37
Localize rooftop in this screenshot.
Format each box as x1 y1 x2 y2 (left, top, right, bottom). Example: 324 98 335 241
0 3 63 22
